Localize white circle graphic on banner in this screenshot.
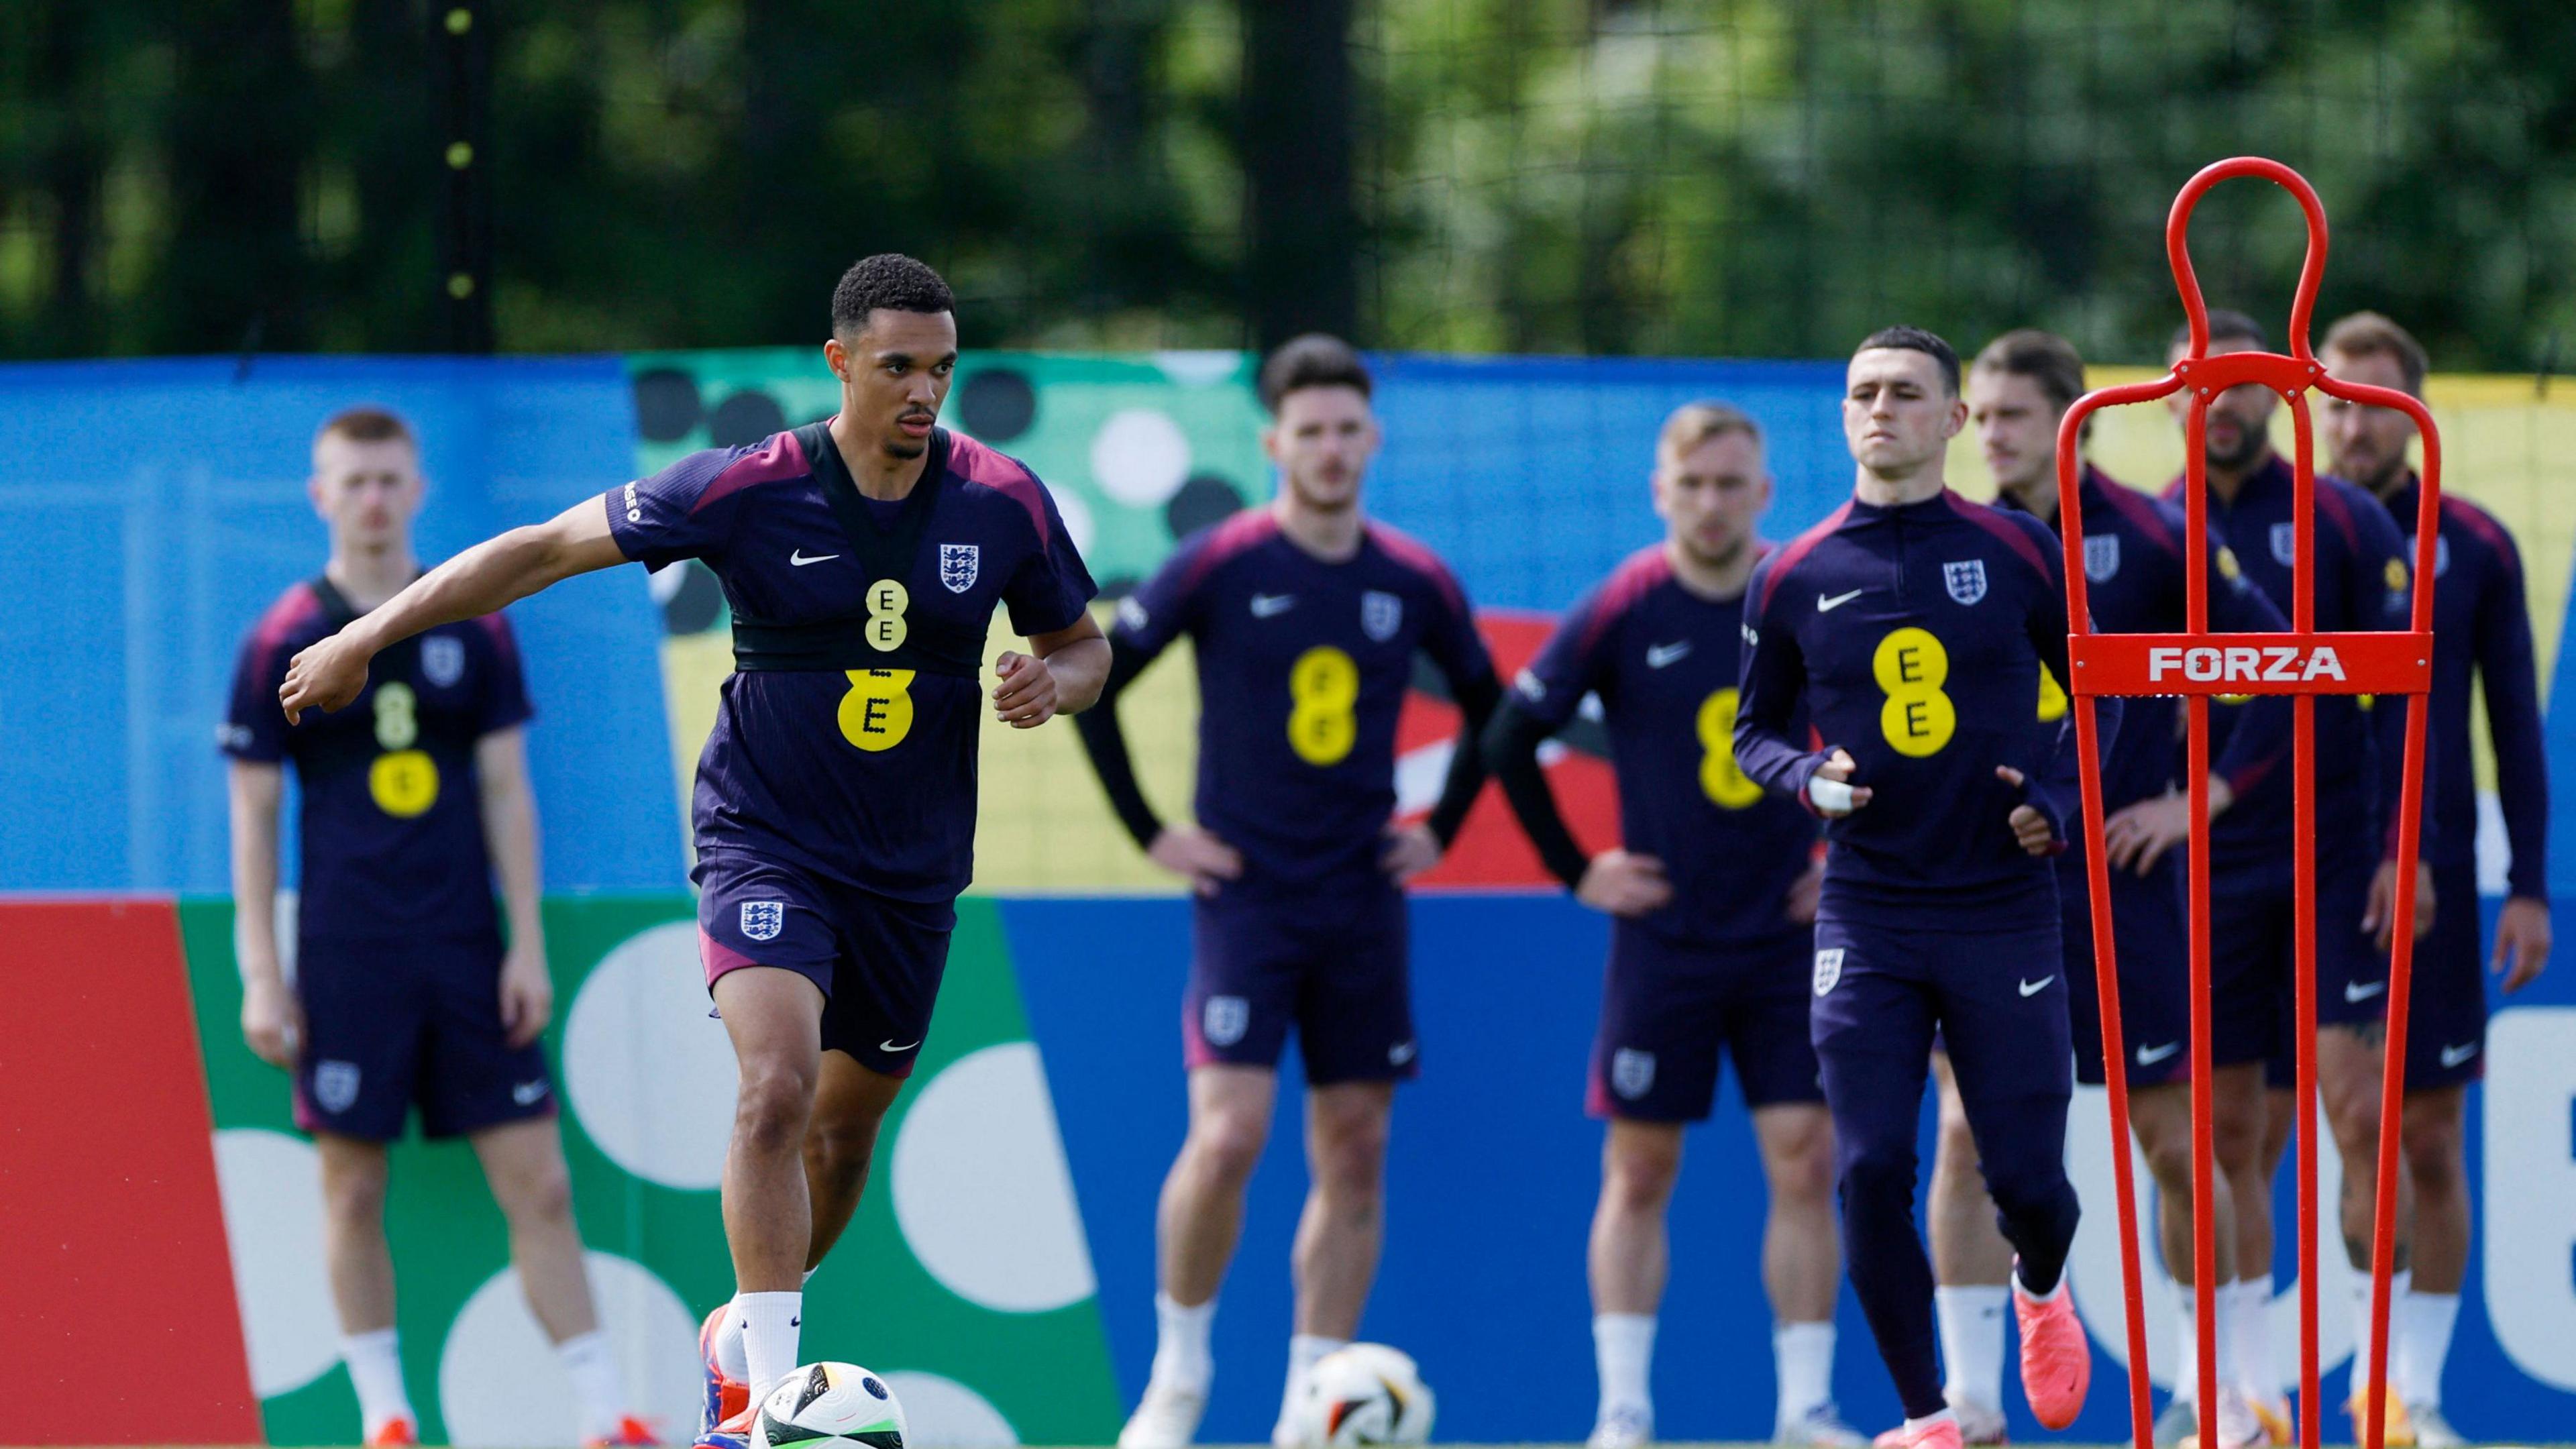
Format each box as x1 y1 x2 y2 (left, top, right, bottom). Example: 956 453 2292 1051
881 1371 1019 1448
562 920 737 1190
1089 409 1191 506
439 1251 699 1446
890 1041 1095 1312
213 1128 338 1397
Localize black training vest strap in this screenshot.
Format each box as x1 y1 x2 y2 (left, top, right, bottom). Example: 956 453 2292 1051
729 425 985 678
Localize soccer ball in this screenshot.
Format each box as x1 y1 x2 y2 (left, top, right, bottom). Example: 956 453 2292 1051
1295 1343 1436 1446
751 1362 908 1449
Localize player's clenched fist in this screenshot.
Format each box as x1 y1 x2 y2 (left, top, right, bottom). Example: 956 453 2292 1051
991 650 1058 727
240 975 303 1070
1994 765 2057 857
1576 848 1672 917
1805 747 1872 816
280 634 372 724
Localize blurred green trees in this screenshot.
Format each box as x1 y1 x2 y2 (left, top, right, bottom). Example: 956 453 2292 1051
2 0 2569 367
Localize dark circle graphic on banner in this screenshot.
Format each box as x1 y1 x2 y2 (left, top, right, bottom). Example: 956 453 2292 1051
708 390 789 448
957 368 1038 440
663 561 725 636
1165 474 1246 539
632 368 704 442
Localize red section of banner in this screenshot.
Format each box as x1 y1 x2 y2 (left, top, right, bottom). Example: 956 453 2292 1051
0 899 260 1441
2068 630 2431 696
1398 612 1620 888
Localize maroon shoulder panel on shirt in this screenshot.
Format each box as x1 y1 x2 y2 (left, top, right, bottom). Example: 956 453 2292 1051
1758 501 1852 613
2090 468 2184 559
1179 508 1281 598
1363 519 1468 616
251 581 325 658
1578 544 1672 657
693 430 811 517
946 433 1059 554
1940 490 2057 582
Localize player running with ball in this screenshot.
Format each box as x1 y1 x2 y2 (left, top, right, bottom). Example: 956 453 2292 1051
1484 401 1858 1449
277 256 1108 1449
1733 327 2111 1449
1078 335 1501 1449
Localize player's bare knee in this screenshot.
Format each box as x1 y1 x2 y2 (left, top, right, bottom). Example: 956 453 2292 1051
321 1161 390 1227
1184 1107 1269 1186
2141 1133 2199 1197
803 1115 879 1186
499 1159 575 1228
732 1060 818 1155
1603 1130 1682 1208
2400 1102 2464 1187
1309 1115 1389 1199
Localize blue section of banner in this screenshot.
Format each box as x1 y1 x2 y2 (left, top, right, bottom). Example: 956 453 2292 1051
1372 354 1855 613
0 356 682 893
1006 891 2576 1445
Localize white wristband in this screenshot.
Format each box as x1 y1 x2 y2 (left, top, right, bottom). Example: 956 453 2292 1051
1807 774 1856 813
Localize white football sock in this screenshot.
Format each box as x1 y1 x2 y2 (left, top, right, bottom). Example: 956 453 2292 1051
1774 1320 1835 1424
737 1291 804 1392
555 1330 626 1442
2394 1291 2458 1408
716 1271 818 1383
340 1327 414 1437
1934 1284 2008 1411
2231 1275 2279 1401
1281 1334 1346 1425
1151 1293 1216 1393
1593 1313 1656 1417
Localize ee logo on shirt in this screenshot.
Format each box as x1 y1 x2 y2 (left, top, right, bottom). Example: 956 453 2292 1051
838 669 916 752
1287 645 1360 767
1695 688 1764 809
368 681 439 817
865 579 910 652
1873 627 1956 757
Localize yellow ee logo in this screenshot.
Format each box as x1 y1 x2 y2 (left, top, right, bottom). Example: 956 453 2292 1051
865 579 910 653
837 669 916 751
2383 557 2409 592
2037 663 2068 722
2215 546 2243 582
368 682 438 816
1873 627 1956 757
1695 688 1764 809
1287 645 1360 766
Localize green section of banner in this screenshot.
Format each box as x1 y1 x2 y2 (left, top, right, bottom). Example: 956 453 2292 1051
180 894 1122 1446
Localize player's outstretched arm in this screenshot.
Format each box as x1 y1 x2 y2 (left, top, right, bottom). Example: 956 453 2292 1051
280 498 627 722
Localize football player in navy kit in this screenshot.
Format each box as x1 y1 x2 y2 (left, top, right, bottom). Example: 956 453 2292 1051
1077 337 1501 1449
2161 310 2427 1444
225 408 651 1449
276 258 1109 1446
1734 327 2110 1449
1900 332 2291 1449
2321 311 2548 1448
1485 402 1858 1448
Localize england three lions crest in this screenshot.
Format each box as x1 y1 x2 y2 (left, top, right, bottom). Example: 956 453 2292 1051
1361 590 1403 642
421 634 466 689
939 543 980 594
1610 1048 1657 1100
741 900 785 943
1943 559 1988 605
2084 534 2121 582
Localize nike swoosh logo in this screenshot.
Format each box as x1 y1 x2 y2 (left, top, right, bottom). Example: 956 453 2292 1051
790 549 840 567
1250 593 1295 617
1817 588 1865 612
2345 980 2387 1002
1645 641 1692 668
2440 1042 2478 1067
2019 975 2056 997
2135 1041 2182 1066
880 1038 920 1053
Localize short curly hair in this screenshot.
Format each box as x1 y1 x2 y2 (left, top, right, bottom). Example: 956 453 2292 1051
830 254 956 335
